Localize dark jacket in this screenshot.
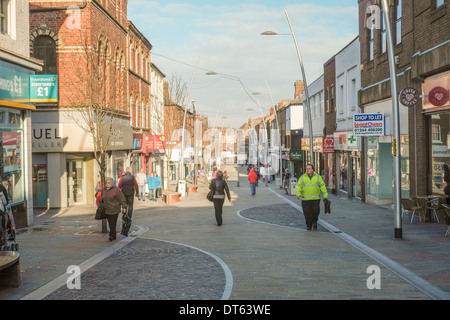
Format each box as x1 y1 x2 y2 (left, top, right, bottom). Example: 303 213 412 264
209 178 231 201
119 173 139 197
101 186 126 215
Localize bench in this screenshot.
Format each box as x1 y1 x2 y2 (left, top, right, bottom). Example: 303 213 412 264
0 251 21 287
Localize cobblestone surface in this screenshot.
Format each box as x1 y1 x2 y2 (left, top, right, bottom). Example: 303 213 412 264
44 238 226 300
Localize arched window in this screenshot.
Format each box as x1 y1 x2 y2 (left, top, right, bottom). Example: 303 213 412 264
33 35 57 74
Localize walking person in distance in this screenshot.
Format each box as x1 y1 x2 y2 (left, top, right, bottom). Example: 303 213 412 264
101 177 127 241
296 164 329 230
209 171 231 226
248 167 258 196
135 168 147 201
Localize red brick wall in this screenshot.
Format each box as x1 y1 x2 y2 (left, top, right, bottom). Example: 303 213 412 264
30 1 128 113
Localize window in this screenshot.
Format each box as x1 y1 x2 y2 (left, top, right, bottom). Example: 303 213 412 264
395 0 402 45
326 87 330 113
0 0 9 35
351 79 356 111
380 10 387 54
432 124 441 142
32 36 57 74
368 24 374 61
436 0 445 8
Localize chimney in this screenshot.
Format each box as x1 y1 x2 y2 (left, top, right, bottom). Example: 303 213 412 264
294 80 304 100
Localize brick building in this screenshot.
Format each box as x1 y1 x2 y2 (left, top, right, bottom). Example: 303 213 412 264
0 0 43 227
29 0 135 207
358 0 450 207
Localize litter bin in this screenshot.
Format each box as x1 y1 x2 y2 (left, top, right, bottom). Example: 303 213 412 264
289 177 297 196
178 179 186 197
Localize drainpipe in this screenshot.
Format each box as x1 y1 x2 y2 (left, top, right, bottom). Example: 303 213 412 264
30 0 87 13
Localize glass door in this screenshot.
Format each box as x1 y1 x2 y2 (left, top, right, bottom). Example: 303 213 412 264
67 160 84 205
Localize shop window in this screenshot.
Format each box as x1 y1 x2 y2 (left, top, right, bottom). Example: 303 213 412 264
432 112 450 196
0 129 24 204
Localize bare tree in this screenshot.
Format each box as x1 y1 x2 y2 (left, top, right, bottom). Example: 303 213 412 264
62 31 127 231
150 73 189 204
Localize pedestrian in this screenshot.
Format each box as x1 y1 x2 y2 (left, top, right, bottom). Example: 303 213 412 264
248 167 258 196
135 168 147 201
223 170 228 181
118 167 139 236
95 181 102 207
146 172 157 201
209 170 231 226
296 164 329 231
283 169 291 194
100 177 127 241
212 168 218 179
153 172 162 200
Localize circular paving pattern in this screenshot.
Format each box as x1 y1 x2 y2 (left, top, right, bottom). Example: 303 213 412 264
44 238 227 300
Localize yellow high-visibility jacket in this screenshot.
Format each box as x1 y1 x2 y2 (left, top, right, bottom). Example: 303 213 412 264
295 172 328 201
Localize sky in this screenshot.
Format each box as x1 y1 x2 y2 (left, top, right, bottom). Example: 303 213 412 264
128 0 359 129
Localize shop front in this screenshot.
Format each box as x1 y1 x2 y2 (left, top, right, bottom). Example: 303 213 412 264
323 137 336 194
32 110 133 208
334 132 361 199
422 71 450 198
0 57 41 227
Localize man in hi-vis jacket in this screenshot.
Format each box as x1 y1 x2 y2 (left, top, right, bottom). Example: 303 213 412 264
296 164 329 230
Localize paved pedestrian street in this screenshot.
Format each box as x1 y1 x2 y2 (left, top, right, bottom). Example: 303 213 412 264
3 166 448 307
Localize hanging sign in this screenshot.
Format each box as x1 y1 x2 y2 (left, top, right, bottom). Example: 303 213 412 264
399 87 419 107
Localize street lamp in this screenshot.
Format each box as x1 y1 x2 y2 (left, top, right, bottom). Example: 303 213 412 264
252 93 269 186
180 66 216 194
261 10 315 166
380 0 402 239
253 81 283 182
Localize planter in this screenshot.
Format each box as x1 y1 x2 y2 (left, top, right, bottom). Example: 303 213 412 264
163 192 181 202
188 186 198 193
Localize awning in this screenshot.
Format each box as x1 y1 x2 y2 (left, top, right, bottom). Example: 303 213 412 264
0 100 36 111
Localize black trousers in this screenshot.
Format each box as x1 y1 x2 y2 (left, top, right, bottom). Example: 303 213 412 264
213 199 225 226
124 194 134 218
301 200 320 228
106 213 119 239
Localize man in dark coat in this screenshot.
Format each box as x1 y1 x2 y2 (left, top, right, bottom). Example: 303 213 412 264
118 167 139 236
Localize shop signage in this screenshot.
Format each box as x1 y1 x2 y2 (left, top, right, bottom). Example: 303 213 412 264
29 75 58 103
289 150 303 161
0 60 32 102
353 113 384 136
323 137 334 154
399 87 419 107
422 72 450 112
428 87 449 107
143 135 167 153
32 124 64 152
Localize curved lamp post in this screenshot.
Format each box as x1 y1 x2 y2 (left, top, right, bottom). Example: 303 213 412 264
261 10 315 165
180 68 216 192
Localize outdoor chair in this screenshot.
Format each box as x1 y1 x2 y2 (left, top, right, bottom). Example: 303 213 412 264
424 197 442 223
441 204 450 237
401 198 424 223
